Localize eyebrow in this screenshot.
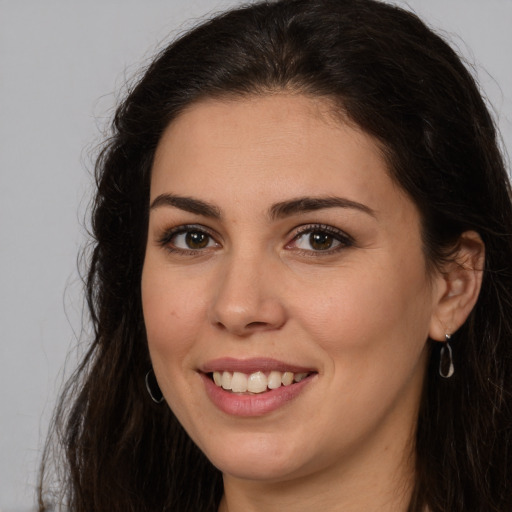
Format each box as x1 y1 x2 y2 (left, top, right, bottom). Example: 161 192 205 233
150 193 221 219
269 196 376 220
149 193 375 220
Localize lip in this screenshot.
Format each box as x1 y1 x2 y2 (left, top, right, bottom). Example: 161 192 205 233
201 357 315 374
200 358 317 417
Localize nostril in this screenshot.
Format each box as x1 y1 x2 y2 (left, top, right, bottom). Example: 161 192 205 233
246 321 270 329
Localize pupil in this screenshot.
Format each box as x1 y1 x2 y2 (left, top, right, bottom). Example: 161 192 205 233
309 232 333 250
186 231 208 249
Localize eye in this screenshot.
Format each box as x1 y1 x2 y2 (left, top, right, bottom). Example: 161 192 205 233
173 230 215 250
287 225 353 254
296 231 338 251
158 225 219 253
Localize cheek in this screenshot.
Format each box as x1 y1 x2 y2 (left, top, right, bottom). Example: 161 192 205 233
141 261 212 422
141 260 208 362
288 252 434 363
287 256 433 441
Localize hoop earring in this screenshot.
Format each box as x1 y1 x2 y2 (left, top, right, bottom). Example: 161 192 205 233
439 334 454 378
145 369 164 403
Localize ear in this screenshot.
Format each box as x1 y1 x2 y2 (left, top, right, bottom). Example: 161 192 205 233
429 231 485 341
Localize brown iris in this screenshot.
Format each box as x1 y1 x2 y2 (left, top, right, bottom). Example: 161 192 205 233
185 231 209 249
309 232 334 250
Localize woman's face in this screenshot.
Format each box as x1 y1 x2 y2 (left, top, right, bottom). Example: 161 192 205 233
142 94 444 484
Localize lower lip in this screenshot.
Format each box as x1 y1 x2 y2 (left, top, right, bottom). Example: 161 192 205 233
201 373 314 416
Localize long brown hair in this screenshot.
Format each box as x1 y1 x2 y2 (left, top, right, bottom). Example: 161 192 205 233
39 1 512 510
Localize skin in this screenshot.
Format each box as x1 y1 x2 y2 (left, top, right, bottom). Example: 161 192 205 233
141 94 483 512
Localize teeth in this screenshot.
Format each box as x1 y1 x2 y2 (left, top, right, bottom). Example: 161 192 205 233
248 371 268 393
281 371 294 386
231 372 248 392
213 371 222 386
267 370 282 389
212 370 310 393
221 371 233 390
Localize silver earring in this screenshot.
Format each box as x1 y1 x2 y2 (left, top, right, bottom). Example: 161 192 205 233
439 334 454 378
145 369 164 403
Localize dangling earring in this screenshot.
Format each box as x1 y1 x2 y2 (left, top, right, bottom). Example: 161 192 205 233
145 369 164 403
439 334 454 378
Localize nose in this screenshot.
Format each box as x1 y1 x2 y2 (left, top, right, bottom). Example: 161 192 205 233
208 251 287 336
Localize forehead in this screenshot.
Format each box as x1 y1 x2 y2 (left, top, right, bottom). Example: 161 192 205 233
151 94 397 208
157 94 346 163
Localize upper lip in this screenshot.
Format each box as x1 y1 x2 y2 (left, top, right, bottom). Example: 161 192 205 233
201 357 316 374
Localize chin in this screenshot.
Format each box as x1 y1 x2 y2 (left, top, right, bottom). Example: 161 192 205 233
199 432 310 482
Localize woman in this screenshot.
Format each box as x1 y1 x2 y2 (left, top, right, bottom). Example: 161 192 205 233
39 0 512 511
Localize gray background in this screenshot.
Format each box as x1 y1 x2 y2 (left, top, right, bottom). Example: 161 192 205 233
1 1 510 510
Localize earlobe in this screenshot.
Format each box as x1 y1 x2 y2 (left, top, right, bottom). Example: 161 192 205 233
429 230 485 341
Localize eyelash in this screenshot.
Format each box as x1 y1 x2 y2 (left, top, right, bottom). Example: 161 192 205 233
157 223 354 257
287 224 354 256
157 224 219 256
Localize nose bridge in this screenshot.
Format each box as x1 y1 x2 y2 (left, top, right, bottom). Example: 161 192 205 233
208 245 286 335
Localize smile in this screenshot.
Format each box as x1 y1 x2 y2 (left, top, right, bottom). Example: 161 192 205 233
211 370 310 394
200 358 317 416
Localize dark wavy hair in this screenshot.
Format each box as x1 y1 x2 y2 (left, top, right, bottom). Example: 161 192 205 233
39 0 512 510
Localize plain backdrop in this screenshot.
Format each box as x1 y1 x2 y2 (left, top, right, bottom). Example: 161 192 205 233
0 1 510 510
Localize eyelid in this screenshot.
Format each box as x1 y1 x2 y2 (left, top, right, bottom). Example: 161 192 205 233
156 223 221 253
285 223 354 254
291 223 354 241
155 222 353 256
